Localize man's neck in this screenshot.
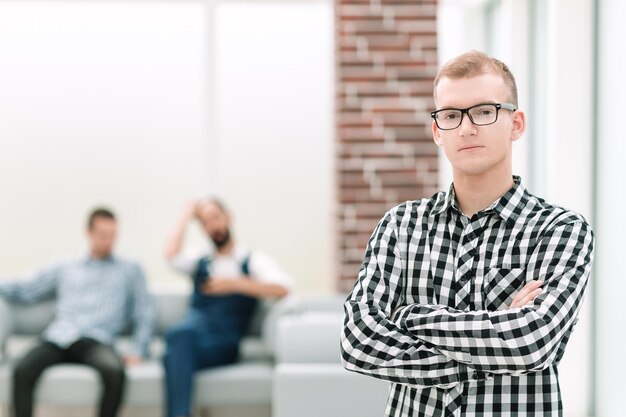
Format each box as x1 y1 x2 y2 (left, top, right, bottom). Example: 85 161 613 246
90 251 112 260
452 169 514 218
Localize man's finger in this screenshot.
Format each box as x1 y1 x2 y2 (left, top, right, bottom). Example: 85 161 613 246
510 281 544 308
518 288 543 307
520 280 543 296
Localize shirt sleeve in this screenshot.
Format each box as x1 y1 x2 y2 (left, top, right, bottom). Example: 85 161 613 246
248 251 293 291
168 248 206 276
394 221 594 376
128 263 156 358
0 263 61 303
341 210 488 388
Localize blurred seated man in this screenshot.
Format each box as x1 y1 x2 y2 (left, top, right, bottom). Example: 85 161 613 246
163 198 292 417
0 208 156 417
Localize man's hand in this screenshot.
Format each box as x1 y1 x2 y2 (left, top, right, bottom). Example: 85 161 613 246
202 278 244 295
508 280 544 309
164 200 201 260
182 200 199 222
123 355 143 367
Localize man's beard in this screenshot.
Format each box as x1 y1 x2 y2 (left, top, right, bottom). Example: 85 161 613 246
211 228 231 249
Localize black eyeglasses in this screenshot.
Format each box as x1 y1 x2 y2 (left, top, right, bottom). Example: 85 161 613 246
430 103 517 130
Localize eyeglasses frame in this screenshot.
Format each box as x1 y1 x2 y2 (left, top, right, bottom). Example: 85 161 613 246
430 102 517 130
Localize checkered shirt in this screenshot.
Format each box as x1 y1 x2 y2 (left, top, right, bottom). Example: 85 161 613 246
341 176 594 417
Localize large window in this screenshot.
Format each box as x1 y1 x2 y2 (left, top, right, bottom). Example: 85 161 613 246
0 0 334 293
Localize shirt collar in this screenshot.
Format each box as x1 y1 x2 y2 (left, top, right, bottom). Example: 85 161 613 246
433 183 458 216
209 243 249 261
84 253 116 263
434 175 528 226
488 176 528 226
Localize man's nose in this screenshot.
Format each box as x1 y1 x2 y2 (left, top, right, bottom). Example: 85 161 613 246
458 113 477 136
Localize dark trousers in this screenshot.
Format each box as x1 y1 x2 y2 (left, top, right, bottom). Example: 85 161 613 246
163 311 240 417
12 338 126 417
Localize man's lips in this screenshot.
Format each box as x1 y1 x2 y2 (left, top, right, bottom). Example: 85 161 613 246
458 145 483 151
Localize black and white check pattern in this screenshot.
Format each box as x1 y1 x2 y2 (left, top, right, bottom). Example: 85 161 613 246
341 176 594 417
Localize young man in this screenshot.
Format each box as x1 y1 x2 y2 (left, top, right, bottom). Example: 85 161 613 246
163 198 292 417
0 208 156 417
341 51 594 417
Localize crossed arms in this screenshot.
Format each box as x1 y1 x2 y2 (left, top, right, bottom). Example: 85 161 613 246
340 212 594 388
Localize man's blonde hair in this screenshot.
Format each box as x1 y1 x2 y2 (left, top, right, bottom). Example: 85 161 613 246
433 50 518 107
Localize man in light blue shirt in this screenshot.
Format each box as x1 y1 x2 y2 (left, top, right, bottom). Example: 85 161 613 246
0 208 156 417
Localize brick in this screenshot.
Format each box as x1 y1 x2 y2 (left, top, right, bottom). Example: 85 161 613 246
339 189 389 204
340 21 395 36
337 116 373 129
381 0 437 4
339 127 385 142
339 68 388 82
350 204 390 219
340 142 413 155
397 130 434 144
395 65 438 81
380 5 437 19
364 34 412 49
340 219 382 233
378 113 421 126
339 172 369 188
335 0 438 287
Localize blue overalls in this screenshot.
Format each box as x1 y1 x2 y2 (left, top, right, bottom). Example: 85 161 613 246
163 255 258 417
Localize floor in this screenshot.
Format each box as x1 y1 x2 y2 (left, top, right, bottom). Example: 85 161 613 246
3 405 271 417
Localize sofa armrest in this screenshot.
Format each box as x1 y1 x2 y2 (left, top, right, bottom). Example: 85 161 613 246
275 312 343 364
0 298 15 359
259 295 299 354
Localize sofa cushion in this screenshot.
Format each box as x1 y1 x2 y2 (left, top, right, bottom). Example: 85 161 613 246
0 291 297 409
0 359 274 407
126 360 274 406
273 363 389 417
194 362 273 406
275 312 344 364
0 361 11 404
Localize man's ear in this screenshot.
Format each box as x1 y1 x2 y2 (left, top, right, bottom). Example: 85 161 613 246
510 110 526 142
432 121 443 147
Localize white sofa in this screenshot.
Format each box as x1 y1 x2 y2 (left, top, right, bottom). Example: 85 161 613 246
272 296 390 417
0 287 298 416
0 290 390 417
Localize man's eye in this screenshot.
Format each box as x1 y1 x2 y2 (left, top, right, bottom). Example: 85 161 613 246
472 106 495 116
442 112 459 120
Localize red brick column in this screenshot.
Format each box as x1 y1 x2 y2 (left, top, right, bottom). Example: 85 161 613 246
335 0 439 290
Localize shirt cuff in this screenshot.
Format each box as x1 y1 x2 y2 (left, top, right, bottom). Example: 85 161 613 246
131 344 150 359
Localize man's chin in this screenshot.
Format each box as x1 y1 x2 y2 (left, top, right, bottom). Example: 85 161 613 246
211 229 231 249
211 236 229 249
93 250 113 259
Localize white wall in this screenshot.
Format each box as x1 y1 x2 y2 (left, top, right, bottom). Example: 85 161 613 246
213 1 334 294
0 0 335 294
0 1 212 282
595 1 626 415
